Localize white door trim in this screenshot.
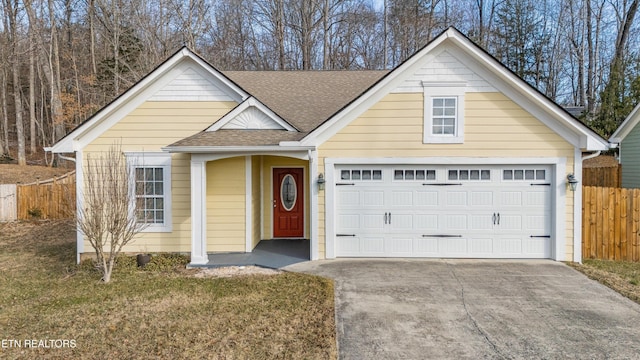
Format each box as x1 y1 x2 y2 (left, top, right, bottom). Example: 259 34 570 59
324 157 567 260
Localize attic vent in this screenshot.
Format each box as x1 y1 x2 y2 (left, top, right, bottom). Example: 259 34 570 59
221 107 286 130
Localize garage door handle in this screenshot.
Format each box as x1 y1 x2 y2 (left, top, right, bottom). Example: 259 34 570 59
388 212 391 224
422 234 463 238
336 234 356 237
497 213 500 225
530 183 551 186
492 213 496 225
336 183 355 186
530 235 551 238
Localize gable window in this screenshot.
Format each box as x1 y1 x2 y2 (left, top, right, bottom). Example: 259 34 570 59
126 152 172 232
423 82 465 144
432 98 457 135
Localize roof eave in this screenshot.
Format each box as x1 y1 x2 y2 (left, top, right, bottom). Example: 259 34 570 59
162 145 316 153
610 103 640 143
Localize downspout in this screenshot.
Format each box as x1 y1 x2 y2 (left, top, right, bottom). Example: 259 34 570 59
581 150 601 161
57 153 76 163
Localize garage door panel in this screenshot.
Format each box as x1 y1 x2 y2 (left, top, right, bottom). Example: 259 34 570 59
500 191 523 206
390 214 413 230
495 238 523 254
337 214 360 231
440 237 468 254
338 190 360 207
498 215 522 231
469 237 494 255
415 214 438 230
470 191 493 207
446 215 467 230
523 238 550 255
363 214 384 230
392 191 414 206
525 214 549 232
414 191 439 206
363 191 385 206
389 237 413 255
446 191 468 206
414 237 439 254
525 190 550 208
335 164 552 259
469 214 493 230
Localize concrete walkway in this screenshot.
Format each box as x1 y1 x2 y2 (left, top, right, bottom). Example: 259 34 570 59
285 259 640 359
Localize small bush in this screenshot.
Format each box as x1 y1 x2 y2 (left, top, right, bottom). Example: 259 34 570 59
142 253 190 272
27 208 42 218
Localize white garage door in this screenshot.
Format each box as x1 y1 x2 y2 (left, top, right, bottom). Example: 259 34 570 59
335 165 552 258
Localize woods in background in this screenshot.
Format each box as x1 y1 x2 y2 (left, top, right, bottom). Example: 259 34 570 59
0 0 639 165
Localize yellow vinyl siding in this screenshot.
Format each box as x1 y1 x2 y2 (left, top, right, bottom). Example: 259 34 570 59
252 156 261 248
206 157 246 252
261 156 310 239
83 101 236 254
319 92 577 260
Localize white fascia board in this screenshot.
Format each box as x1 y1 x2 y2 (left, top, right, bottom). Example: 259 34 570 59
206 97 297 132
163 145 315 153
50 48 248 153
190 150 311 163
299 34 450 147
610 103 640 143
446 36 610 151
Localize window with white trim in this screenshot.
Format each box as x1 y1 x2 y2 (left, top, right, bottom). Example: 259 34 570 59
423 82 465 144
126 152 172 232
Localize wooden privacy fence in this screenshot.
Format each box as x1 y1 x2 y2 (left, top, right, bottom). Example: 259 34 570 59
582 165 621 187
582 186 640 261
16 171 76 220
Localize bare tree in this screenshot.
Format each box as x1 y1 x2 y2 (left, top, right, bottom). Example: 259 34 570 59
78 143 147 283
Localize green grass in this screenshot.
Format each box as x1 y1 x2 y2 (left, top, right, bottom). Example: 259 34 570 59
0 221 336 359
570 259 640 304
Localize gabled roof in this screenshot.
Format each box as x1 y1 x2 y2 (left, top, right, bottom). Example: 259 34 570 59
610 103 640 143
223 71 387 132
48 47 250 153
206 97 298 132
298 27 609 151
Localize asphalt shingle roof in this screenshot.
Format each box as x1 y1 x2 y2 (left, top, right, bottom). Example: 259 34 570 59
167 70 388 148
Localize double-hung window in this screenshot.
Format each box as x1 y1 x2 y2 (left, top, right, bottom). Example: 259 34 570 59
423 82 465 144
126 152 172 232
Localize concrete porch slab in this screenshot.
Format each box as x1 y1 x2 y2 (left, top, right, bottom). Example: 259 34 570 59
191 239 310 269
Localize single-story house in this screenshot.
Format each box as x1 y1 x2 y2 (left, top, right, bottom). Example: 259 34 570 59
610 104 640 188
49 27 609 265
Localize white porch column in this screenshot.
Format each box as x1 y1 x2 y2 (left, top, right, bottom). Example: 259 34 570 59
190 159 208 265
309 150 319 260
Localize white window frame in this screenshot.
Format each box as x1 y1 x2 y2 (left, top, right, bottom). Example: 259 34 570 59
125 152 172 233
423 81 466 144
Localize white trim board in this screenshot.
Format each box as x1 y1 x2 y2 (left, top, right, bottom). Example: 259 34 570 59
323 156 567 261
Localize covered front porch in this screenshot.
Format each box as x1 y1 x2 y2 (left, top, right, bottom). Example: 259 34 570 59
187 151 320 266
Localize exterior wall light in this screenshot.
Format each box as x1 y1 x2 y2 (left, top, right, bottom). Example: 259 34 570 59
567 173 578 192
317 173 326 191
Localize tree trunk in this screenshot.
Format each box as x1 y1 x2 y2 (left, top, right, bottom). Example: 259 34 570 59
29 24 36 154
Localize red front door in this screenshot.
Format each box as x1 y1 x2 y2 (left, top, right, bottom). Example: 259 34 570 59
273 168 304 238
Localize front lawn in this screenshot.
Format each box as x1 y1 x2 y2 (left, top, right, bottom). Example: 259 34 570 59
570 259 640 304
0 221 336 359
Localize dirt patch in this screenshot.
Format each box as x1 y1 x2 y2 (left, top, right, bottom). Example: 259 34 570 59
0 164 72 184
195 266 282 278
569 261 640 304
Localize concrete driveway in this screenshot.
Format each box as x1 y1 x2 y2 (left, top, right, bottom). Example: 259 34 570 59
285 259 640 359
